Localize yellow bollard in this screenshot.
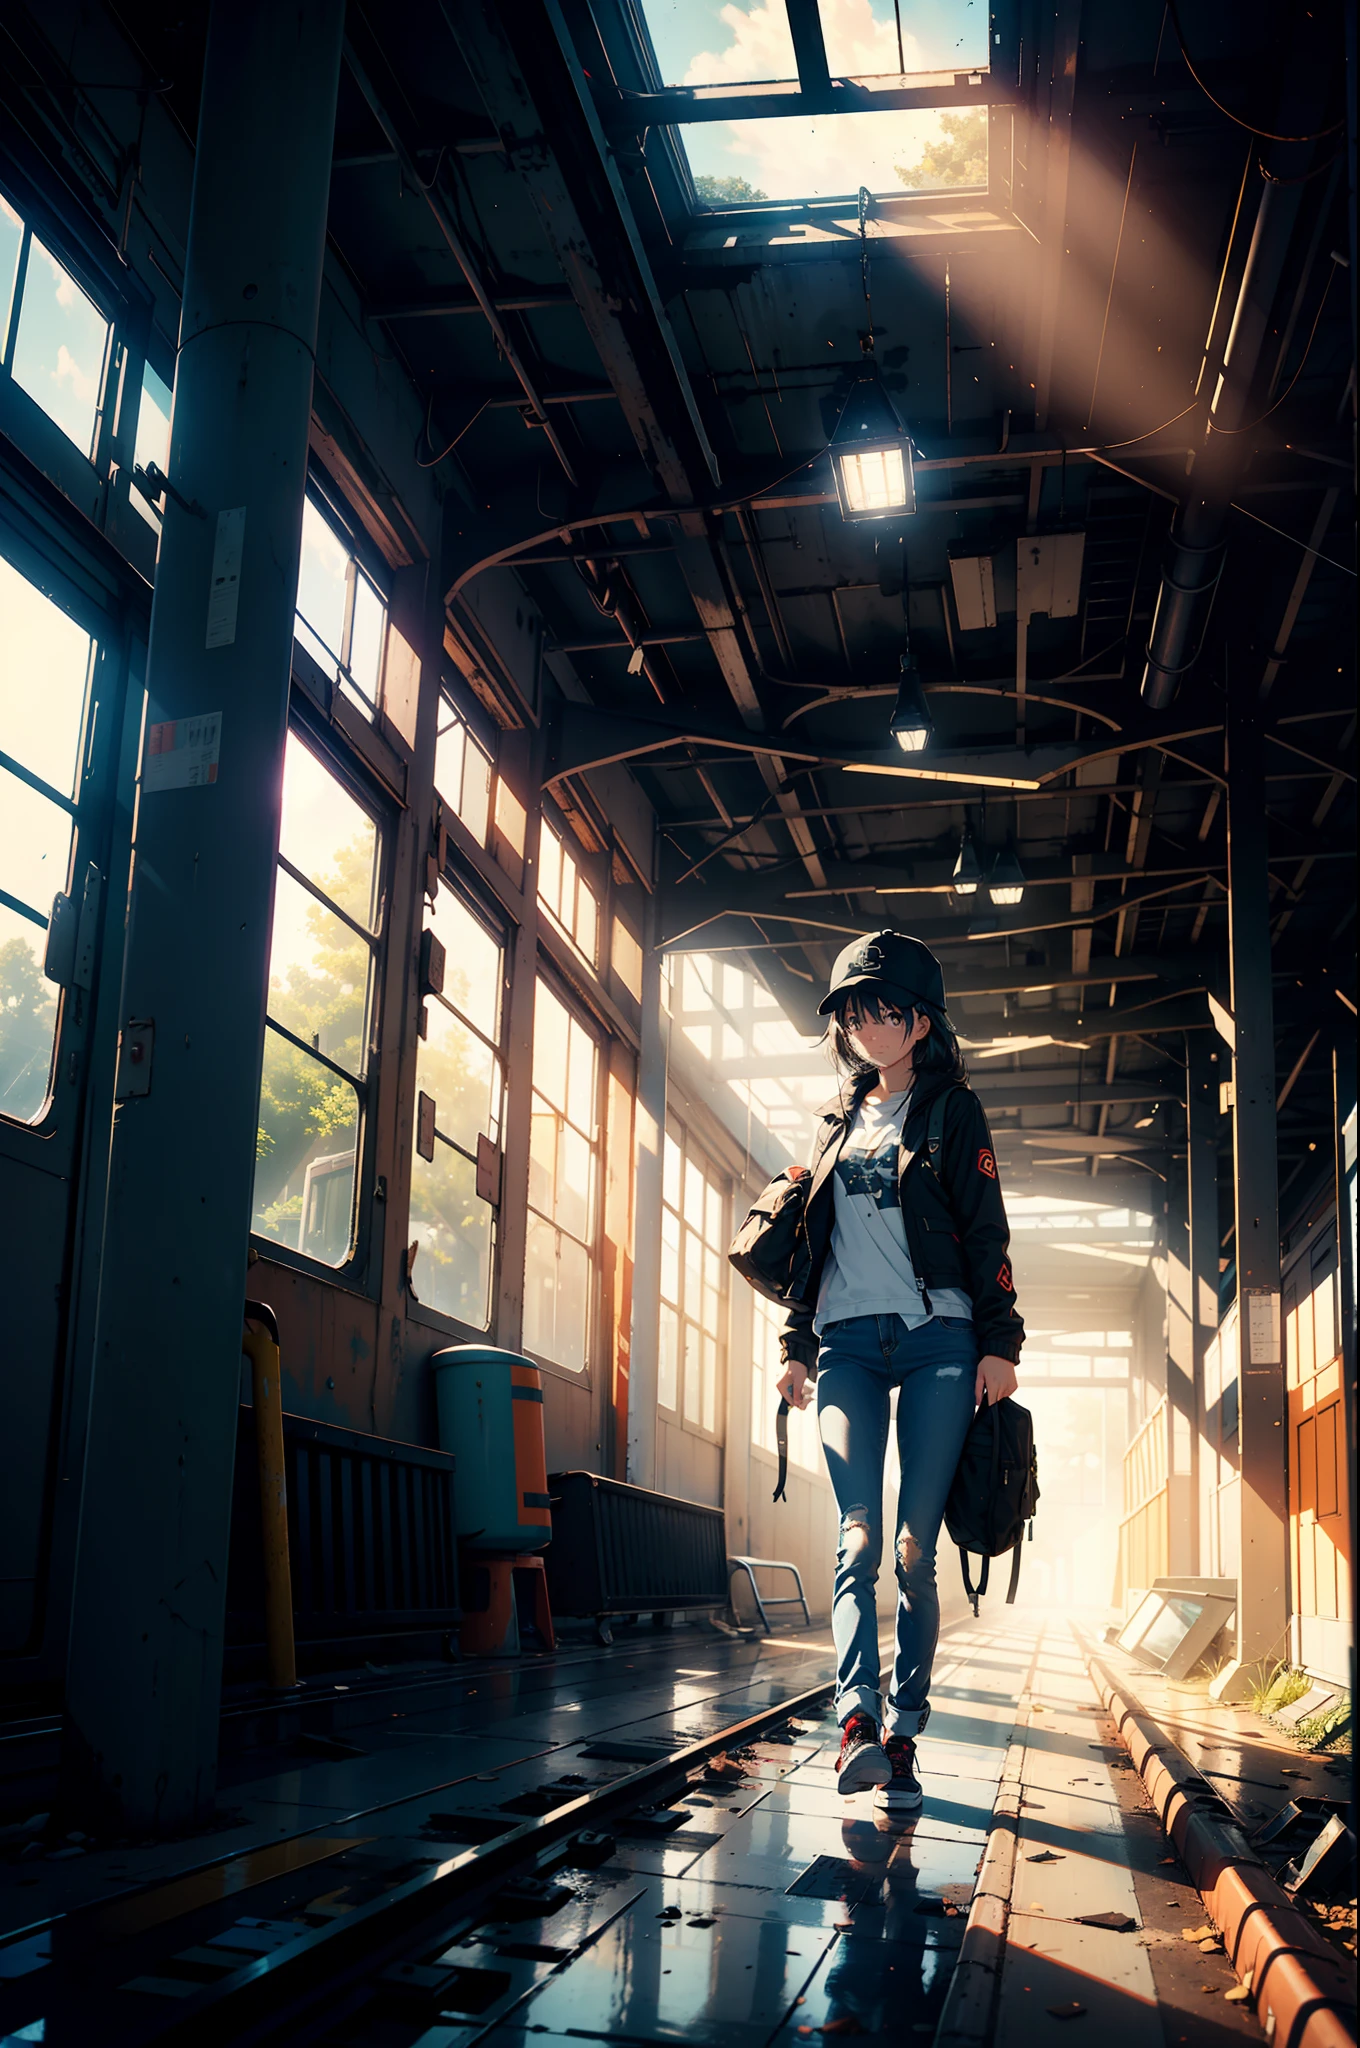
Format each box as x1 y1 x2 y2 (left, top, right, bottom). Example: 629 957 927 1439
242 1301 298 1691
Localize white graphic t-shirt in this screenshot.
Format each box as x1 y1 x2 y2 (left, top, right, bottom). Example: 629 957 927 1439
813 1087 973 1336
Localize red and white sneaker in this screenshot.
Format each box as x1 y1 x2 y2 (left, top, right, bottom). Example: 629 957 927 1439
873 1735 923 1812
836 1711 891 1794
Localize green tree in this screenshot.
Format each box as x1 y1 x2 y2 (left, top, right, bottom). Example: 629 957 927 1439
895 109 987 192
252 838 373 1246
406 949 499 1324
0 935 57 1124
693 173 769 206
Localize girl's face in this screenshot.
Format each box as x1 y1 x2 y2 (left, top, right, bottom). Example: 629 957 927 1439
843 994 930 1071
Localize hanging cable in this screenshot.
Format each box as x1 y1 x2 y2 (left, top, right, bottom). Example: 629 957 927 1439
1210 253 1343 435
858 186 875 353
1162 0 1344 143
1095 399 1199 451
415 391 492 469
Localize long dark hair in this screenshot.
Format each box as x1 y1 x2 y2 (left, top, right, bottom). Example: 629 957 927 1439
826 987 969 1088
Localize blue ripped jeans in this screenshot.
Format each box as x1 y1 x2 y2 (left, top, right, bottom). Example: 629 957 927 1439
816 1314 979 1737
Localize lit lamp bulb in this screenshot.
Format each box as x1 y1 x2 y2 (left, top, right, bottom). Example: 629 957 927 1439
888 658 932 752
829 364 917 523
986 848 1026 907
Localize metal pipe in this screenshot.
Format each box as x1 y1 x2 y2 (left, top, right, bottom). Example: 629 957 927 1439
242 1302 297 1692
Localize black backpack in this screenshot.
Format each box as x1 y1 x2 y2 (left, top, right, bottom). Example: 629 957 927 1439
944 1395 1040 1614
728 1166 810 1305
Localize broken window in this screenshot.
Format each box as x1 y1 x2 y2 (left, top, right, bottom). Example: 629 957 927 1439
0 550 92 1125
409 883 505 1329
0 193 112 459
524 977 600 1372
251 730 383 1268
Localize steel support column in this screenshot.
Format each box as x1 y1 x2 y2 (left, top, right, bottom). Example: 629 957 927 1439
1164 1153 1197 1576
1211 686 1289 1700
626 894 668 1492
63 0 345 1831
1186 1031 1222 1576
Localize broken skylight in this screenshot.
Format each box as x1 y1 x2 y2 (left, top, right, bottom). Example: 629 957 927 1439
636 2 990 206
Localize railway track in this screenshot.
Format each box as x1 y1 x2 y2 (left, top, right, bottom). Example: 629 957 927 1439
3 1673 837 2047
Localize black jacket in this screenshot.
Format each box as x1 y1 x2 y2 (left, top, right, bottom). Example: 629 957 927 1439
780 1070 1025 1371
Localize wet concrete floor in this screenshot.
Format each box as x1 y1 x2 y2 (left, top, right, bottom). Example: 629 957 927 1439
0 1612 1276 2046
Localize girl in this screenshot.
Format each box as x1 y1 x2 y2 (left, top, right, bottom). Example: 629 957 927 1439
775 929 1023 1810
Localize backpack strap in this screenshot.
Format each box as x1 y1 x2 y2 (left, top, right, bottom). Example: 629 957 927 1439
773 1397 790 1503
1005 1538 1024 1605
957 1547 991 1618
923 1085 953 1181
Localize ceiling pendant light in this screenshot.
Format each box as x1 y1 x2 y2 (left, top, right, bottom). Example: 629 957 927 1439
952 828 982 896
888 655 932 752
830 362 917 522
832 187 916 524
986 846 1026 907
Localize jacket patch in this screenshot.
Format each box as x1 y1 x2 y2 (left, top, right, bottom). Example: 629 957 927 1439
997 1260 1014 1293
976 1148 996 1179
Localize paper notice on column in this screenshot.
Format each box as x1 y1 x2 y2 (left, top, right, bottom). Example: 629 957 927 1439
205 506 245 648
144 712 222 791
1245 1287 1281 1364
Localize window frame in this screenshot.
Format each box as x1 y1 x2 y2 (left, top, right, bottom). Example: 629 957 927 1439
606 0 1016 223
405 864 512 1338
294 475 395 725
658 1115 730 1444
521 966 608 1382
537 806 602 973
248 698 392 1287
0 499 130 1142
433 684 498 851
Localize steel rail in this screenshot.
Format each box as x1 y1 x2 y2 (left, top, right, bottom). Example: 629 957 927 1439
131 1671 836 2045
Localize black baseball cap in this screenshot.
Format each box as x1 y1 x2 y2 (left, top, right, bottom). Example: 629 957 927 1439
817 929 947 1016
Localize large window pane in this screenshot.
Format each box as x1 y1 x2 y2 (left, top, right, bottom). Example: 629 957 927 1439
254 733 380 1268
266 867 371 1077
680 109 973 205
348 573 385 707
410 1140 494 1327
425 1001 499 1155
638 0 796 86
133 362 172 479
429 889 501 1040
253 1030 358 1266
524 976 600 1372
659 1122 729 1437
658 1302 679 1411
296 498 348 663
556 1121 593 1240
0 555 91 796
0 196 22 344
1 771 73 921
0 552 93 1130
0 901 58 1124
523 1212 588 1373
278 731 379 930
566 1011 597 1134
532 979 570 1113
11 237 109 457
434 701 493 847
821 1 990 76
